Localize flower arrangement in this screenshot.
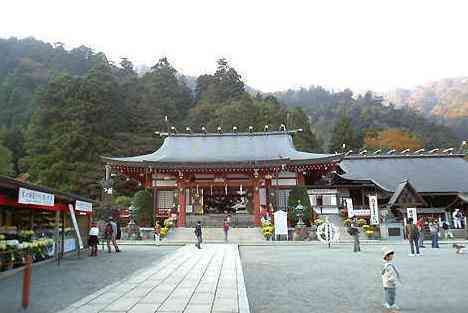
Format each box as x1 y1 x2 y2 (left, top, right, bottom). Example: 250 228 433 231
361 224 376 238
261 220 274 240
357 218 367 226
164 218 174 229
160 227 169 238
314 219 325 226
343 218 352 227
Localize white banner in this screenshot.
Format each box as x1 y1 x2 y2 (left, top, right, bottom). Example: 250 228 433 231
407 208 417 223
345 198 354 217
75 200 92 212
69 204 84 250
369 195 379 225
18 187 54 206
273 210 288 237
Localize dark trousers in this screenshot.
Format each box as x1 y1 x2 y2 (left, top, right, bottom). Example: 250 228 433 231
409 238 420 254
353 235 360 252
196 235 202 249
431 233 439 248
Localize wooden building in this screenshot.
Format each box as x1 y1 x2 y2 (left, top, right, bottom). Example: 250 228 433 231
102 130 340 226
308 153 468 227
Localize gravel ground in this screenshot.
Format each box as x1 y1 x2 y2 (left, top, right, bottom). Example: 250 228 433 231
0 246 177 313
240 244 468 313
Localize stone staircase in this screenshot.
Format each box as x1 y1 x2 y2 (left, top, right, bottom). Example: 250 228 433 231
167 227 265 242
186 214 255 228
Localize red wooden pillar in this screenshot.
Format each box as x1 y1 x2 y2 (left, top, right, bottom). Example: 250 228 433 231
252 178 261 226
297 172 305 185
178 183 186 227
153 187 158 222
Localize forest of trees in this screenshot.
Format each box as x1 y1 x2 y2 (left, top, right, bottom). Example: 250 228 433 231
0 37 463 201
273 87 460 152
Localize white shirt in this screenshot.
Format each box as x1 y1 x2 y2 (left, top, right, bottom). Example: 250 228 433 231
89 226 99 236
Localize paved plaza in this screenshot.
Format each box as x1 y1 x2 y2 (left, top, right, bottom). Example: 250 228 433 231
2 243 468 313
55 244 249 313
0 246 177 313
241 244 468 313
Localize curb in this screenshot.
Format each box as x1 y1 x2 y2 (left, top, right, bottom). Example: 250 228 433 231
117 240 468 247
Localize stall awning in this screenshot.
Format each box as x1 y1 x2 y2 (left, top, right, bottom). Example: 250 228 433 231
0 195 67 212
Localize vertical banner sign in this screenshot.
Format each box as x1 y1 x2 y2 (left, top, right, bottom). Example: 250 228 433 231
407 208 417 223
369 195 379 225
68 204 84 249
345 198 354 217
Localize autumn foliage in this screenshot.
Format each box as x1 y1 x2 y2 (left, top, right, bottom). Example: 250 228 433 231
364 128 423 151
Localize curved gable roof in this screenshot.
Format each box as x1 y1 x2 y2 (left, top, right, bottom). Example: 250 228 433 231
338 155 468 193
103 132 338 168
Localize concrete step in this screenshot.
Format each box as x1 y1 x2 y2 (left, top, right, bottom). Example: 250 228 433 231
186 214 255 227
167 227 265 242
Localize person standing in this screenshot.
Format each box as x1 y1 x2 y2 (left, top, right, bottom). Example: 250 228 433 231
405 218 421 256
88 222 99 257
223 218 230 242
416 217 426 248
194 221 203 249
453 209 463 229
429 220 440 248
154 221 161 246
351 218 361 253
381 247 400 311
105 217 121 253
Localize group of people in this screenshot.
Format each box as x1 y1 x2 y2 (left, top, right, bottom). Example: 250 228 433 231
192 215 231 249
405 217 444 256
87 217 121 256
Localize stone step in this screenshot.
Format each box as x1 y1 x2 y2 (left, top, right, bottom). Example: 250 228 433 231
186 214 255 227
167 227 265 242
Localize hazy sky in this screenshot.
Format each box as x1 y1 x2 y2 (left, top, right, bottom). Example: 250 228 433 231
1 0 467 92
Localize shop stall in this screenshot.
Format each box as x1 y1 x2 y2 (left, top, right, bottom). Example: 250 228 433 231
0 176 93 272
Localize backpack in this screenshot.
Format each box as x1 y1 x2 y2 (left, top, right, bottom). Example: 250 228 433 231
105 223 113 237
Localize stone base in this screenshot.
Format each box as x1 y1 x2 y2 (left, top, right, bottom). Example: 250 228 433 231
293 226 307 241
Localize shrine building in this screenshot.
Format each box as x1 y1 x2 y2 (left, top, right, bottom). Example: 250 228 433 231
102 129 340 226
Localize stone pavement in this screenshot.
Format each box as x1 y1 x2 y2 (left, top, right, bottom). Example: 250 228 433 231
57 244 249 313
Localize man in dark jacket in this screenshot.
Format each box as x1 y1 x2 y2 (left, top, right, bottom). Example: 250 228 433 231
194 221 203 249
405 218 421 256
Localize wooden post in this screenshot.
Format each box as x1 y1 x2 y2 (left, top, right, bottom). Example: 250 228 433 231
55 211 60 265
60 211 65 264
253 178 261 226
178 184 186 227
22 255 32 309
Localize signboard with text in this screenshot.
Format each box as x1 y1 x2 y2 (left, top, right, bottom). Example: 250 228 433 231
75 200 92 212
407 208 417 223
18 187 54 206
273 210 288 238
345 198 354 217
369 195 379 225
